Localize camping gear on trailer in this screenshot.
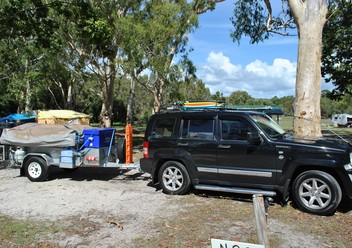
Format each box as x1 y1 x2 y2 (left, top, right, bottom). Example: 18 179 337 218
0 123 139 181
0 123 90 147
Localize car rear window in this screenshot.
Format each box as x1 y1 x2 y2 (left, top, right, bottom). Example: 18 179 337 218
150 117 176 138
181 119 214 140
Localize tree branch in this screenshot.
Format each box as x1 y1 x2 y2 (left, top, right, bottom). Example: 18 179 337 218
264 0 273 29
194 0 225 14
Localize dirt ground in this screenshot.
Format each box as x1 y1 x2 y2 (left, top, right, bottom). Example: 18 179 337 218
0 163 349 247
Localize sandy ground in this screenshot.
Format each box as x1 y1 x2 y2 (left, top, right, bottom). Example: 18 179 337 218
0 164 331 247
0 165 180 247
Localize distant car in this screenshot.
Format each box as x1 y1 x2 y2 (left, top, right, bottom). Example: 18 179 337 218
140 107 352 215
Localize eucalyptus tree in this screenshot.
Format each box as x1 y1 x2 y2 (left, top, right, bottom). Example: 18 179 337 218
52 0 143 127
121 0 224 115
0 0 56 113
231 0 329 139
167 59 211 102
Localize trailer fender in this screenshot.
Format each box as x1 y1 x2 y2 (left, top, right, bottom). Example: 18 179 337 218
22 153 55 168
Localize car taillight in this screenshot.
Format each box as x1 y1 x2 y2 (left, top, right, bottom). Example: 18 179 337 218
143 141 149 158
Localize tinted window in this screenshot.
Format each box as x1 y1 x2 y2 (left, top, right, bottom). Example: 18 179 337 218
150 117 176 138
181 119 214 140
221 119 253 141
249 114 285 138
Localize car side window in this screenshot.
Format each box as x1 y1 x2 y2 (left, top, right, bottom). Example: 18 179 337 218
221 119 253 141
150 117 176 138
181 119 214 140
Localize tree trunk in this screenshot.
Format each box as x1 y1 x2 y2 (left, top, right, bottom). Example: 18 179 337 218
24 79 31 113
99 59 115 128
66 79 73 110
153 79 164 114
289 0 328 139
126 77 135 124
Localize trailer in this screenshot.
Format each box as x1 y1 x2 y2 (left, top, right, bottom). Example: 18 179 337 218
331 114 352 127
0 123 140 181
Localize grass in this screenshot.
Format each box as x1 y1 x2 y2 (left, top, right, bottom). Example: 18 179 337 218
131 193 352 248
278 116 352 136
132 194 261 248
0 216 61 247
2 194 351 247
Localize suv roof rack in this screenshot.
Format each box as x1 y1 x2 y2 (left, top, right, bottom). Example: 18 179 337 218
166 100 226 111
163 100 284 116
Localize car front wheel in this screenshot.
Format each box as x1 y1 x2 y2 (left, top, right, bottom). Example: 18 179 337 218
158 161 191 195
292 170 342 215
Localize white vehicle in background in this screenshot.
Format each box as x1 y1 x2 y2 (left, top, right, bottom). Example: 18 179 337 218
332 114 352 127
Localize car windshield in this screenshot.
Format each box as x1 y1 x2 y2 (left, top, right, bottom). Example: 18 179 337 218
249 114 286 138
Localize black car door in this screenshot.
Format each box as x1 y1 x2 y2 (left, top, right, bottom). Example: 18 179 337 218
178 116 218 183
216 115 278 188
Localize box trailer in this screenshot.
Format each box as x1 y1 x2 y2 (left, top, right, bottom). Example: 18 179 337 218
0 123 139 181
331 114 352 127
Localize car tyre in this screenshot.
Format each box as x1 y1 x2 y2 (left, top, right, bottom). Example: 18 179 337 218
117 139 126 163
158 161 191 195
292 170 342 215
25 157 49 182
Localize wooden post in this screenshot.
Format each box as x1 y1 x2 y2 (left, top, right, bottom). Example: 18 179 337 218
253 194 269 247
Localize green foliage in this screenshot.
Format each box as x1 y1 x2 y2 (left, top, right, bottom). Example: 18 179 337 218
228 90 253 105
277 95 294 116
211 91 226 102
230 0 293 44
322 0 352 98
230 0 269 44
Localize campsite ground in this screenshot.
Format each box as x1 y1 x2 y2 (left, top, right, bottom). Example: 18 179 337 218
0 162 352 247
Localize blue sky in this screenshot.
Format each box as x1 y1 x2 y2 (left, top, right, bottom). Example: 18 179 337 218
186 1 333 99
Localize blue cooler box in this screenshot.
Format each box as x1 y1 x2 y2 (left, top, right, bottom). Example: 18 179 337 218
83 128 115 148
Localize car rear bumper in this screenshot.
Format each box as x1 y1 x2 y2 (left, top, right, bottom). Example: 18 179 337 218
140 158 153 174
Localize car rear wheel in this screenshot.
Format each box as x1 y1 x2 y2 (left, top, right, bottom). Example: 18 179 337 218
292 170 342 215
25 157 49 182
158 161 191 195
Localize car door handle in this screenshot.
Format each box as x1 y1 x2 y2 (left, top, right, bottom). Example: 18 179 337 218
218 144 231 149
177 142 189 147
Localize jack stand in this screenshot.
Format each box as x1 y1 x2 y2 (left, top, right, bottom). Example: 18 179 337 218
264 197 274 219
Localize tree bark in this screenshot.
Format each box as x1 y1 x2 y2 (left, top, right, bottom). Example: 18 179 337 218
99 58 115 128
66 79 73 110
153 79 164 114
126 76 135 124
24 79 31 113
289 0 328 139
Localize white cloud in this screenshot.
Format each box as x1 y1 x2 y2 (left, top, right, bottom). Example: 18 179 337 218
198 52 298 98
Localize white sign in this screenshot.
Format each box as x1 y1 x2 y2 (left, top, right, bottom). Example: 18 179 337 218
211 238 264 248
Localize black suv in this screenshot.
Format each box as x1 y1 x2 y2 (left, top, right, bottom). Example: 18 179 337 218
140 109 352 215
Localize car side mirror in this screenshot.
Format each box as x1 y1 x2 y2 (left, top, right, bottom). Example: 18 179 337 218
247 132 261 145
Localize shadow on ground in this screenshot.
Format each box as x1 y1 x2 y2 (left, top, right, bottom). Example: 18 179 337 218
47 166 149 182
195 189 352 215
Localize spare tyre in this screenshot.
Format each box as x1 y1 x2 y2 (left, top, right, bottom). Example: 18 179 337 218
117 138 126 163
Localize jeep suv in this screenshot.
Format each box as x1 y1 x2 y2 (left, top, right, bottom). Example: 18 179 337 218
140 109 352 215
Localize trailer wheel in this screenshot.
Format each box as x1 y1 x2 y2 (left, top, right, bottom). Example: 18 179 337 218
25 157 49 182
